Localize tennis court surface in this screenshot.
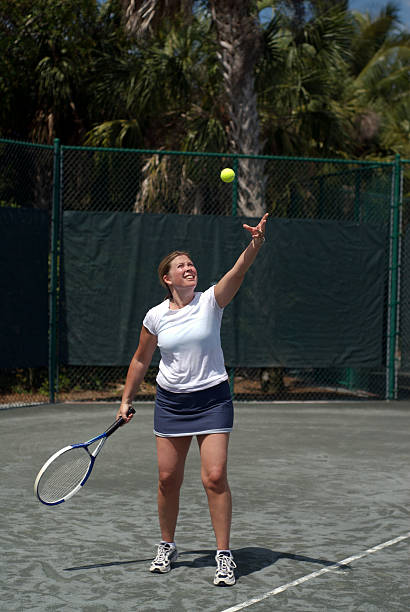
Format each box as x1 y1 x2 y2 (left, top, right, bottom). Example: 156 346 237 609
1 401 409 611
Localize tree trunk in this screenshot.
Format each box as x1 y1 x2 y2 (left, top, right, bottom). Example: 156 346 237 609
122 0 193 37
210 0 266 217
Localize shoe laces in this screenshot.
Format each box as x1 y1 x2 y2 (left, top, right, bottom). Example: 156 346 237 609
155 543 173 563
216 553 237 574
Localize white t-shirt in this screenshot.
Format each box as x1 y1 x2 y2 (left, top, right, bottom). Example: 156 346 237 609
143 286 228 392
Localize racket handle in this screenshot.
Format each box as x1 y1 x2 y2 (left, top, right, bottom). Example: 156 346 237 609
105 407 135 438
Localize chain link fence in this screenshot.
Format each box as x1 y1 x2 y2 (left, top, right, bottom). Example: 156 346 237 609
0 139 53 407
0 140 405 406
398 159 410 399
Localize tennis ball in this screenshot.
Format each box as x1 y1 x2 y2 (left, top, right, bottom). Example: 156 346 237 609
220 168 235 183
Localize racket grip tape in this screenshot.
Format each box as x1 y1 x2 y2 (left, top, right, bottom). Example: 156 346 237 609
105 407 135 438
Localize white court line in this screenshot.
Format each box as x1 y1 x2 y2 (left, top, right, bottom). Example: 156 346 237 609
0 402 45 410
220 532 410 612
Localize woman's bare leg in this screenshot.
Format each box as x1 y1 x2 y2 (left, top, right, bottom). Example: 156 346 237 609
156 435 192 542
197 433 231 550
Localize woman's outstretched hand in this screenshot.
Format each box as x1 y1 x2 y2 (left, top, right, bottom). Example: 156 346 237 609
243 213 269 242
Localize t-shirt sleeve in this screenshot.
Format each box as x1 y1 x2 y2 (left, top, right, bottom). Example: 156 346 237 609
204 286 224 311
142 308 157 335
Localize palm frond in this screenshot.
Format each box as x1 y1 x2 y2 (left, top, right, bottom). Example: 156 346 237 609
352 43 410 103
350 2 402 76
85 119 143 148
379 97 410 157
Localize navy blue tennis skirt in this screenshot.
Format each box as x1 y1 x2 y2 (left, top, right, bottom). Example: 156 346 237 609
154 380 234 437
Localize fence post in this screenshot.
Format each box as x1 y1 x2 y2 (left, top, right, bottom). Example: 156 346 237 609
387 155 402 399
231 156 239 217
49 138 61 403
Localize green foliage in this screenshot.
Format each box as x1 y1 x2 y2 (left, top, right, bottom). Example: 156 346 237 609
87 12 225 152
0 0 127 143
344 4 410 158
0 368 48 394
256 5 355 157
0 199 19 208
0 0 408 158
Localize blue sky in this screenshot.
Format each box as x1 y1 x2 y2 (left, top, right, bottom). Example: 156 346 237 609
259 1 410 29
349 0 410 28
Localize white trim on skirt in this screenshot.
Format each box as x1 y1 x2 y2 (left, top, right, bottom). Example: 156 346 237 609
154 427 232 438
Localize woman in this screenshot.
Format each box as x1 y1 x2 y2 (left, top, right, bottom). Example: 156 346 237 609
118 212 268 586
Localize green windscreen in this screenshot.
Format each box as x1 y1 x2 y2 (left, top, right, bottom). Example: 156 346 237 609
0 208 49 367
60 212 386 368
400 229 410 369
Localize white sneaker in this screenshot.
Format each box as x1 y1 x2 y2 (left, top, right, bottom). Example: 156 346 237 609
149 542 178 573
214 551 237 586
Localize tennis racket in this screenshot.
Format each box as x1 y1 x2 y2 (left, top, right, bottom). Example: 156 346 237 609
34 407 135 506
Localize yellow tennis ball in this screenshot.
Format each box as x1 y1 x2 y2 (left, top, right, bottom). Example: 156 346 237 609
220 168 235 183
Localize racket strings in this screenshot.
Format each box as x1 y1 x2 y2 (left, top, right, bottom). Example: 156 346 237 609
37 447 92 503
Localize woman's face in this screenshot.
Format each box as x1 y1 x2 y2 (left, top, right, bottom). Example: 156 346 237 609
164 255 197 291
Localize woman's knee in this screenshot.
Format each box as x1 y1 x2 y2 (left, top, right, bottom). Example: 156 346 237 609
158 470 184 494
202 468 228 494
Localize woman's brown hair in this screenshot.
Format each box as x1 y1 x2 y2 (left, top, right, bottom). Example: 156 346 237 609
157 251 192 299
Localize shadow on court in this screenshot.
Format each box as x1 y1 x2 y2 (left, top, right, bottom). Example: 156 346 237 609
64 547 350 575
1 401 409 611
165 547 351 576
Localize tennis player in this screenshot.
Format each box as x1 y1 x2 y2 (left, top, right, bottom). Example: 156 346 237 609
118 213 268 586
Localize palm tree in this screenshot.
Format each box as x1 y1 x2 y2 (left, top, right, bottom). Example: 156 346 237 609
87 12 231 214
0 0 129 145
89 0 409 216
343 2 410 158
256 3 354 157
207 0 266 216
121 0 267 216
121 0 194 36
30 0 101 144
88 9 221 150
380 98 410 159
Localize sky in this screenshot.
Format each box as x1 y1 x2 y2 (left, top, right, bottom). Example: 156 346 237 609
349 0 410 28
259 1 410 29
